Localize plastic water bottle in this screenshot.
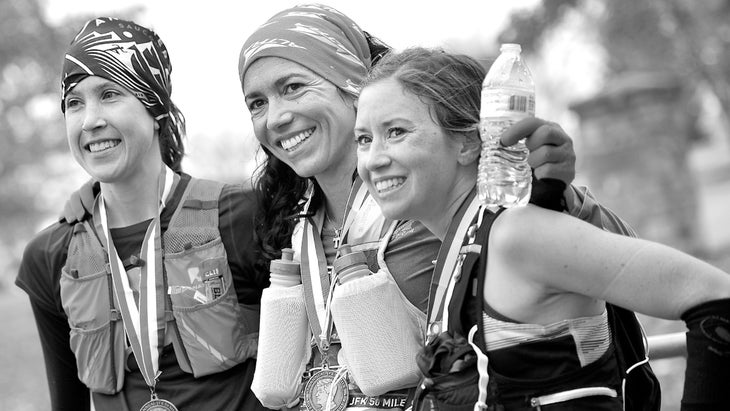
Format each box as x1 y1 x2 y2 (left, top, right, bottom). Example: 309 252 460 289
478 43 535 207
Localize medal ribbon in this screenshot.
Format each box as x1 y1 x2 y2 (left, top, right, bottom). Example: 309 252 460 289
426 189 482 343
96 166 176 389
300 177 369 354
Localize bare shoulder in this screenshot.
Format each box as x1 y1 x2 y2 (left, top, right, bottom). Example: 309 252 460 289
489 205 564 252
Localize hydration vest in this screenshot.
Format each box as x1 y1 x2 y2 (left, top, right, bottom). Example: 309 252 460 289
291 187 391 271
286 186 426 407
59 178 258 394
414 206 661 410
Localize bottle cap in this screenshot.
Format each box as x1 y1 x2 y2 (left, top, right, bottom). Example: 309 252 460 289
281 248 294 261
500 43 521 52
332 246 367 274
270 248 300 276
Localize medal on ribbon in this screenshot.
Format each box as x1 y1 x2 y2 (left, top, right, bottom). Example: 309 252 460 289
302 368 348 411
300 218 349 411
96 166 179 410
297 180 370 411
140 393 178 411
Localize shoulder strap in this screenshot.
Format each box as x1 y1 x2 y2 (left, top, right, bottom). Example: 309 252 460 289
607 303 662 410
171 178 225 221
470 209 501 351
164 177 226 250
447 207 504 340
161 177 226 374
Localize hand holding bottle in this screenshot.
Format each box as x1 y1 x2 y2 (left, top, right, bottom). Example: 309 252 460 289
498 117 575 211
500 117 575 183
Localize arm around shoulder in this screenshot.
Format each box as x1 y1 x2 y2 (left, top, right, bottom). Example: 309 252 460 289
565 184 637 237
218 183 269 303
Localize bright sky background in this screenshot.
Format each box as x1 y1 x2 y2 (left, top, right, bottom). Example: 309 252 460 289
45 1 540 137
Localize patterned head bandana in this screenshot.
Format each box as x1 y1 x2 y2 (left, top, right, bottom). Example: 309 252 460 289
61 17 173 120
238 3 371 97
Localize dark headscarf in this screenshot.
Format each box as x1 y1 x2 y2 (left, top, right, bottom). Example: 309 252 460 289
238 3 371 97
61 17 173 121
61 17 186 172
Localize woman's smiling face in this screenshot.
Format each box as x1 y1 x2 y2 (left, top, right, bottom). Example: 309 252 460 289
64 75 159 184
243 56 357 179
355 77 465 223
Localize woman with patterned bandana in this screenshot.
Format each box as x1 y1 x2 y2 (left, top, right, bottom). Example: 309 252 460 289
17 17 270 411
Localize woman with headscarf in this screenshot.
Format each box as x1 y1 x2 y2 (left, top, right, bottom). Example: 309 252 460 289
237 4 637 411
354 46 730 411
16 17 270 411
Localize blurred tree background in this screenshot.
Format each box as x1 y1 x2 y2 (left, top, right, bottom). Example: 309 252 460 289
497 0 730 254
1 0 728 410
501 0 730 138
0 0 90 291
495 2 730 410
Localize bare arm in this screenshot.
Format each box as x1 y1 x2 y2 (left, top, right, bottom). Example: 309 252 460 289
491 205 730 320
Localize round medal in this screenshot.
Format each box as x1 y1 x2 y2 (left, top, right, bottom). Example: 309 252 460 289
140 398 178 411
303 369 349 411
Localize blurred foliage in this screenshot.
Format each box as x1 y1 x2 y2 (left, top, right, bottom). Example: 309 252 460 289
499 0 730 139
0 0 84 289
0 0 140 289
1 0 83 215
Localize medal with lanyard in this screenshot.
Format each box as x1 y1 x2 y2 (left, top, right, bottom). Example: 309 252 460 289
425 190 485 344
96 166 179 411
299 179 369 411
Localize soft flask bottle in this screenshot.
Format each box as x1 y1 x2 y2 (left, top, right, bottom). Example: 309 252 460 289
252 248 310 409
330 246 425 396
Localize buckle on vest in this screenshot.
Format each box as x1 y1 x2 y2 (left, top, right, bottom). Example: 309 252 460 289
110 309 122 321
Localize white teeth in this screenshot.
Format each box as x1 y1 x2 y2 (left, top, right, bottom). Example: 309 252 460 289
374 178 405 193
280 128 314 151
88 140 120 153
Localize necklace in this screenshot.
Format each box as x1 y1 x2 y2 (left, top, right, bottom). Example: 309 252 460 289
323 178 359 250
324 211 343 249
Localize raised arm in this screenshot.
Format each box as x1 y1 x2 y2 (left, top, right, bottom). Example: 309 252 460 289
494 205 730 320
493 204 730 410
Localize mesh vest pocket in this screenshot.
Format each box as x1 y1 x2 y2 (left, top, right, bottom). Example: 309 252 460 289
165 238 251 376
